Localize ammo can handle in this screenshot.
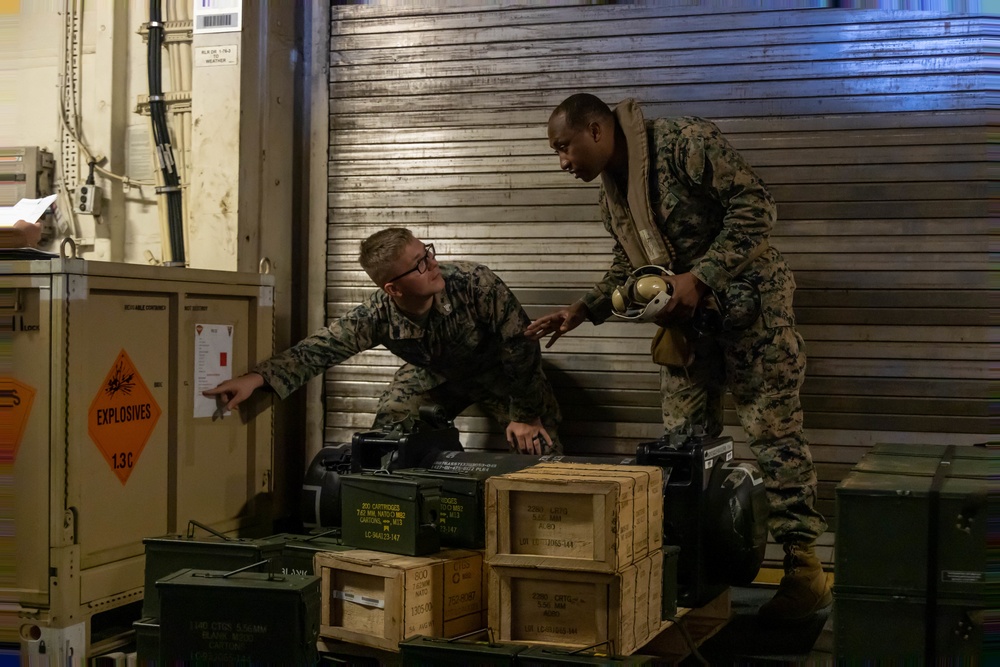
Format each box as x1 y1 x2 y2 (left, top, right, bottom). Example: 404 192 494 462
443 627 490 644
224 560 270 578
186 519 231 540
201 560 271 579
565 640 614 655
300 528 341 542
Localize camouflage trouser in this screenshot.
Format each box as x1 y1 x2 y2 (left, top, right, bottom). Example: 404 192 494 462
660 319 827 545
372 364 563 453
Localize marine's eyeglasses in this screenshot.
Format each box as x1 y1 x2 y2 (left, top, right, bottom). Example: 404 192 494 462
387 244 436 283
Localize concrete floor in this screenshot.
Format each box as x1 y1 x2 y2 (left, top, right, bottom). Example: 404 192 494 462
318 586 835 666
678 585 833 666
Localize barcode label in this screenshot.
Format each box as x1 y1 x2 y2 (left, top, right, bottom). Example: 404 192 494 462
193 0 242 34
197 13 236 29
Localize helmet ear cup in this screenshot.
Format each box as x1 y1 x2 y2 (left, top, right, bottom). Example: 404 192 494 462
611 288 628 314
611 265 674 321
634 276 668 304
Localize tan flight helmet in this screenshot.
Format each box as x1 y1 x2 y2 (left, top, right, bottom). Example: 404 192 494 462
611 265 674 322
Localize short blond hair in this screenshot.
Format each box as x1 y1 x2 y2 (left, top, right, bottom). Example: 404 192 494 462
358 227 415 285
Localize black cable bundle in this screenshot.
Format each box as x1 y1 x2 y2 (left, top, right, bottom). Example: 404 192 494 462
147 0 185 265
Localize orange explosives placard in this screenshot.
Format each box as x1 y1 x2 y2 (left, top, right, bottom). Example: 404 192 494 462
0 377 36 462
88 349 162 485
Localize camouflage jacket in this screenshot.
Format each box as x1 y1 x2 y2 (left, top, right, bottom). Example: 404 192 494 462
253 262 550 423
583 116 796 329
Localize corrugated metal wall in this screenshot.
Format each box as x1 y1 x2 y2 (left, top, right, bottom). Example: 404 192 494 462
324 4 992 539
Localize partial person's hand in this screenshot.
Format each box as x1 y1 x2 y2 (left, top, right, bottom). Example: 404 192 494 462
525 301 589 349
657 272 708 324
13 220 43 248
202 372 265 411
506 418 553 455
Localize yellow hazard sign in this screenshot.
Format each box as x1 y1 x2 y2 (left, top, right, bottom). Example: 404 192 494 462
88 349 162 485
0 377 36 462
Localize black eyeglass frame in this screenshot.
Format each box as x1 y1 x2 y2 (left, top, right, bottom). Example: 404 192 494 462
386 244 436 283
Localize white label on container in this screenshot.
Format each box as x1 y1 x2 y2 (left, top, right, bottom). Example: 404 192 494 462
941 570 983 583
332 590 385 609
192 0 242 34
193 323 234 419
194 44 239 67
704 441 734 461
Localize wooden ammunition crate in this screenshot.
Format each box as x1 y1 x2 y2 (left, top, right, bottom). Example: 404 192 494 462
486 464 655 572
315 549 483 652
487 550 663 656
520 463 663 556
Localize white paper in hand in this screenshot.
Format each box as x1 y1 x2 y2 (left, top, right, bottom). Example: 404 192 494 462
0 195 58 227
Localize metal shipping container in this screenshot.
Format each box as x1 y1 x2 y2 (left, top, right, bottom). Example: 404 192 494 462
1 257 274 657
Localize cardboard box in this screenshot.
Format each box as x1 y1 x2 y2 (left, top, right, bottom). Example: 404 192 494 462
487 550 662 656
487 465 653 572
315 549 483 652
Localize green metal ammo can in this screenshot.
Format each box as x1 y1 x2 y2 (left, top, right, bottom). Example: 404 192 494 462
132 617 159 665
142 525 287 617
269 531 354 576
341 473 441 556
833 443 991 661
517 645 658 665
399 632 527 666
403 468 488 549
157 567 320 664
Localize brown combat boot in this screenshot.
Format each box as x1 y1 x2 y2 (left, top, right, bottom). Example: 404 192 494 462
758 542 832 621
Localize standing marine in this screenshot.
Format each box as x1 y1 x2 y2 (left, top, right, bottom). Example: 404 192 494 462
526 93 830 620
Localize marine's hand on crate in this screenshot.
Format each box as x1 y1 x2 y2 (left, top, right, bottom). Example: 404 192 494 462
506 417 553 455
203 372 265 411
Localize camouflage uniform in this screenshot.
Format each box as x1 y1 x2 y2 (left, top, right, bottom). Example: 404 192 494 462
254 261 562 452
582 116 826 544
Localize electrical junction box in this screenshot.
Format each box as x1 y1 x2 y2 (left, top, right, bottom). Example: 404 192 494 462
75 183 103 215
1 257 274 650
